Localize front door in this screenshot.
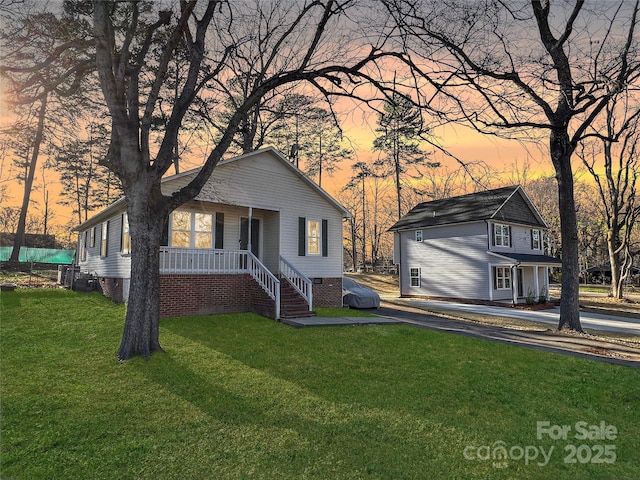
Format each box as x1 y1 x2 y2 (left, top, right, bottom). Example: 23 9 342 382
240 218 260 257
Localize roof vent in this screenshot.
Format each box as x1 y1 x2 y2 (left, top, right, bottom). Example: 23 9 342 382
433 211 436 217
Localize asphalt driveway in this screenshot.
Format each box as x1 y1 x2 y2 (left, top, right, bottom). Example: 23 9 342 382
395 298 640 335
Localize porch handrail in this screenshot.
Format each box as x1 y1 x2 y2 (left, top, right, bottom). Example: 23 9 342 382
279 256 313 311
247 252 280 320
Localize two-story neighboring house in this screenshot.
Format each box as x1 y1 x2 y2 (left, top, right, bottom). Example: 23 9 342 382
389 185 561 304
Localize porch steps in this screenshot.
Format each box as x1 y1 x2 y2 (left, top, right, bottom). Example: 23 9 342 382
279 278 316 319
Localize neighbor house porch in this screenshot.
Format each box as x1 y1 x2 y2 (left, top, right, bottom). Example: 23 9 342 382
488 253 562 304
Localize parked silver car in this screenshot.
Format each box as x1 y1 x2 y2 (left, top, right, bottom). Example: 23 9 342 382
342 277 381 309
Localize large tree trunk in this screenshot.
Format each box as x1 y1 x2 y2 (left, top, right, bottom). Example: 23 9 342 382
117 179 168 360
608 231 623 299
10 94 48 262
551 130 583 332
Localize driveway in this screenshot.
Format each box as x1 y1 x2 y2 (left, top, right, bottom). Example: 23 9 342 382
395 298 640 335
374 301 640 367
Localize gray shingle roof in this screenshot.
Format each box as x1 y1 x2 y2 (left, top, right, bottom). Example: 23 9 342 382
389 185 547 231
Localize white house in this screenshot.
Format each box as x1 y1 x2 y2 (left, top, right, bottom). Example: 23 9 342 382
74 147 350 319
389 185 561 304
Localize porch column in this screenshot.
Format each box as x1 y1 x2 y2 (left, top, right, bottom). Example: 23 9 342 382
534 266 539 297
511 265 518 305
247 207 252 254
544 266 549 296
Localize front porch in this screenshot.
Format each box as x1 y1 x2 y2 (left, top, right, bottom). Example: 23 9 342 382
159 247 315 320
489 253 562 305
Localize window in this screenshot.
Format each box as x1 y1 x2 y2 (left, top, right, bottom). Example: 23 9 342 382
121 213 131 255
410 267 420 287
531 229 541 250
171 211 191 247
80 231 87 261
493 223 511 247
194 213 212 249
100 221 109 257
298 217 327 256
170 211 213 249
494 267 511 290
415 230 423 242
89 227 96 248
307 220 321 255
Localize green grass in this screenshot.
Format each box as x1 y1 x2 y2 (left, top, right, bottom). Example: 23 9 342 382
1 289 639 479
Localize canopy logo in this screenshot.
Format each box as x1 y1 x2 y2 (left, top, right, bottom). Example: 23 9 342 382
463 420 618 469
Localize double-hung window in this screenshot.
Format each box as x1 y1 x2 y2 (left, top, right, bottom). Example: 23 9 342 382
494 267 511 290
415 230 423 242
410 267 421 287
80 231 87 261
170 211 213 249
307 220 321 255
531 229 541 250
121 213 131 255
494 223 511 247
100 221 109 257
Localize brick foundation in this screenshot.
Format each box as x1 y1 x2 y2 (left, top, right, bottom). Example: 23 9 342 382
97 277 124 303
310 277 343 307
95 274 341 318
159 274 276 319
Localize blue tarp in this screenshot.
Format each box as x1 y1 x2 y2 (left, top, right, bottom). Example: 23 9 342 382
0 247 75 264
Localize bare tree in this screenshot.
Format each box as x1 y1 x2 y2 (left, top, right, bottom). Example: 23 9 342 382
1 2 93 262
89 0 408 359
580 95 640 298
385 0 640 331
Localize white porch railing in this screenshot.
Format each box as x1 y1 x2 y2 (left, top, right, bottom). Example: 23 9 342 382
160 247 248 274
159 247 280 319
279 256 313 311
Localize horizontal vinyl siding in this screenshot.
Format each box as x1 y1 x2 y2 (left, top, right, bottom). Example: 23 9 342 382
489 223 546 255
77 212 130 279
196 153 344 278
400 222 491 300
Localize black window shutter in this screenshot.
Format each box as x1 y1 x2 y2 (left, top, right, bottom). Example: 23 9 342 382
215 212 224 249
161 217 169 246
508 226 512 247
491 223 495 246
530 229 534 249
321 219 328 257
298 217 306 256
493 267 497 289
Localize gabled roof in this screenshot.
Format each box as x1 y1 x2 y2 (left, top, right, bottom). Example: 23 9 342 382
388 185 548 231
75 147 349 231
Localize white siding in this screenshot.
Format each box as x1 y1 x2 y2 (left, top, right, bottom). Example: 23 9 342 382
77 210 131 279
191 152 344 278
489 223 543 255
399 221 493 299
79 149 347 281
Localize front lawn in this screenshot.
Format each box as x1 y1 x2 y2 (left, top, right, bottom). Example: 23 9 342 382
1 289 638 479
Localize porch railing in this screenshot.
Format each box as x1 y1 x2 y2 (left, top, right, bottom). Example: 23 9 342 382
159 247 280 319
247 253 281 320
160 247 248 274
279 256 313 311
